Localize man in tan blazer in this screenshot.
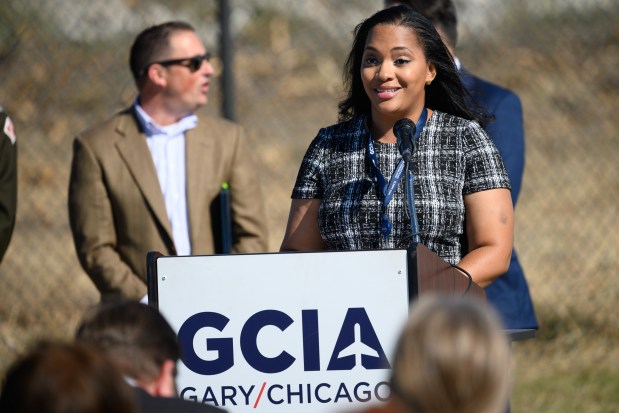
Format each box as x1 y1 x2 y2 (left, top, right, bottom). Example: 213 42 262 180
69 21 268 301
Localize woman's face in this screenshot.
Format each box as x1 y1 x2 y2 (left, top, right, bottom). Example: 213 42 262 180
361 24 436 122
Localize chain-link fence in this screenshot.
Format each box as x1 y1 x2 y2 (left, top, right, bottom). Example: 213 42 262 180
1 1 617 411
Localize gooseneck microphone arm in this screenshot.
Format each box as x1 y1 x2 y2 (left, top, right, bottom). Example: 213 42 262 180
405 167 421 245
393 118 421 245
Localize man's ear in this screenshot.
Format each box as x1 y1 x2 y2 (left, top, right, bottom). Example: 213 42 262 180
147 64 168 88
153 359 178 398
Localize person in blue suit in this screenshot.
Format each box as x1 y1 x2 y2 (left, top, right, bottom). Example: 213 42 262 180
385 0 537 330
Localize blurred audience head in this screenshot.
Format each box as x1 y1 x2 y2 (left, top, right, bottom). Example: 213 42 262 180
0 341 138 413
389 294 511 413
75 299 180 397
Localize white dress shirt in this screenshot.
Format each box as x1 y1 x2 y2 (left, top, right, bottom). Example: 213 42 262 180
134 100 198 257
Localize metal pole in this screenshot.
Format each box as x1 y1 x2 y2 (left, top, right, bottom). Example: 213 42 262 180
218 0 235 121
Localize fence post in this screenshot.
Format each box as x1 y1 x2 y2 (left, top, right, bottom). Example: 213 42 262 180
218 0 235 121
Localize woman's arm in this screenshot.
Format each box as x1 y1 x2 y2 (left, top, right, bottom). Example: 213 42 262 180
280 199 327 251
457 188 513 288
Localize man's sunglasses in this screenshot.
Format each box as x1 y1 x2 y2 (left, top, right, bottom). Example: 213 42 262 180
139 52 211 76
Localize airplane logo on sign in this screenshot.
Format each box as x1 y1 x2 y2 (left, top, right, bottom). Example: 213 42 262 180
337 323 381 370
327 307 390 371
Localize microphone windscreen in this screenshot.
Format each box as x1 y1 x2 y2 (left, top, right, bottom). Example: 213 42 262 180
393 118 416 158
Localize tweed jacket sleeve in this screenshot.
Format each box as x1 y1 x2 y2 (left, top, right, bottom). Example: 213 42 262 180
68 130 148 299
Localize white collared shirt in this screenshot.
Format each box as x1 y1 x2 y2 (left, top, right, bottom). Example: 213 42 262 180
134 99 198 257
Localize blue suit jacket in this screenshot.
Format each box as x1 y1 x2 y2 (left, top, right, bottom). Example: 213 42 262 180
461 68 538 329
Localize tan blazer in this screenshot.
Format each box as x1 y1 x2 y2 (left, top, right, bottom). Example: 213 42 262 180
69 107 268 300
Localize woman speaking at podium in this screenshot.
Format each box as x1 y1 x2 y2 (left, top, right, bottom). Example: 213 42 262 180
280 6 513 288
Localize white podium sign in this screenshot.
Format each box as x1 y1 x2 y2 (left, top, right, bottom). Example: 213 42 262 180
150 249 410 413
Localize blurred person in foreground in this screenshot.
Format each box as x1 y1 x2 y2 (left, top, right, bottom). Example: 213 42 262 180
384 0 537 330
75 299 227 413
356 294 511 413
281 6 513 288
0 341 139 413
0 105 17 264
68 21 268 302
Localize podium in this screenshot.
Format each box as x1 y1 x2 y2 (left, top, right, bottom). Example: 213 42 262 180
147 248 414 413
145 244 491 413
148 243 485 308
406 242 485 301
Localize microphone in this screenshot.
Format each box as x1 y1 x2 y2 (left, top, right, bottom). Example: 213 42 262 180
393 118 416 163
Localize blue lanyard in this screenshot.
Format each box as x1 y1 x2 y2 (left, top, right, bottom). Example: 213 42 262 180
367 109 428 239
